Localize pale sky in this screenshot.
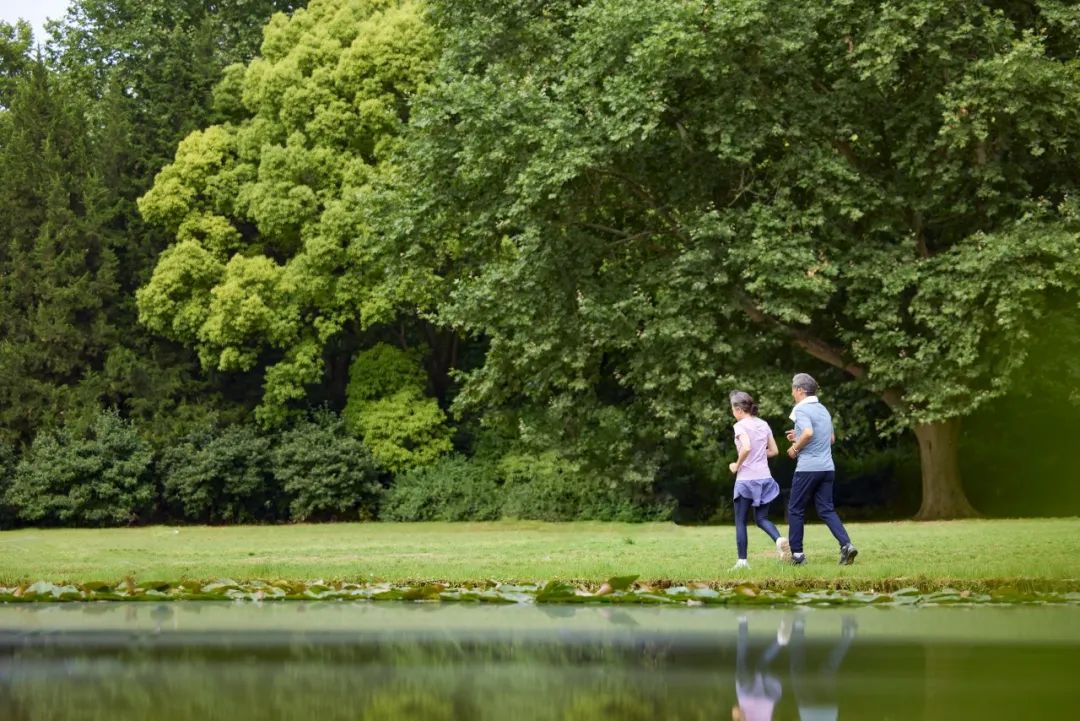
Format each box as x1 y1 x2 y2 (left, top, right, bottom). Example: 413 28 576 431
1 0 73 45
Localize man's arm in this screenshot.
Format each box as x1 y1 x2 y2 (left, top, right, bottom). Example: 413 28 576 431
787 409 814 459
787 427 814 459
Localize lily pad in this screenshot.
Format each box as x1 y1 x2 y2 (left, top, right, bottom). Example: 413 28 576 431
605 575 639 592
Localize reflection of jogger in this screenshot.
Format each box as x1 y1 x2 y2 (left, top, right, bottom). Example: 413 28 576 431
788 615 857 721
731 616 783 721
731 613 858 721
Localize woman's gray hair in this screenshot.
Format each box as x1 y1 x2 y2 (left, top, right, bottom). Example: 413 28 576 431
729 390 759 416
791 373 818 395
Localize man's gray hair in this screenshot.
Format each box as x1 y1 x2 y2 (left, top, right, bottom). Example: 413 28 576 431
791 373 818 395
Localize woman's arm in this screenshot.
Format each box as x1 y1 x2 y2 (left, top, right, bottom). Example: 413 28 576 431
766 433 779 458
730 432 751 473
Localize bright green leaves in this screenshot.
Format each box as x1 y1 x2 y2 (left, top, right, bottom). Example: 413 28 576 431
344 344 452 472
345 343 427 402
204 255 295 371
137 0 439 425
136 241 225 341
348 390 454 471
138 126 243 231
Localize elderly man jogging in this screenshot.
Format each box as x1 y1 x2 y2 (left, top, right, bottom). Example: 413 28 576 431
784 373 858 565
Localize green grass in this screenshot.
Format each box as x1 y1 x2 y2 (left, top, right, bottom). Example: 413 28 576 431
1 518 1078 592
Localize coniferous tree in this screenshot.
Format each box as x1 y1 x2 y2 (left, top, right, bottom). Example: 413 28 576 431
0 61 119 444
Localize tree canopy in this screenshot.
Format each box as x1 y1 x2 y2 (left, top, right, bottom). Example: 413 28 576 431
391 0 1080 516
0 0 296 447
3 0 1080 525
137 0 440 426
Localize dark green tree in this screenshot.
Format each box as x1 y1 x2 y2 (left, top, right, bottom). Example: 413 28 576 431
0 1 301 449
0 61 119 444
397 0 1080 519
50 0 303 444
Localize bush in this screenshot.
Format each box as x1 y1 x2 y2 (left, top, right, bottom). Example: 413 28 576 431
498 451 583 521
5 411 154 526
273 411 382 521
160 424 279 523
381 455 502 521
344 344 453 472
499 450 671 522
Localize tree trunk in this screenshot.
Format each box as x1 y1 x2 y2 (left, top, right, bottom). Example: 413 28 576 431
913 419 979 520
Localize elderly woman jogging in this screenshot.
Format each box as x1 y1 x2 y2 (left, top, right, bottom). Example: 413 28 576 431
728 390 790 570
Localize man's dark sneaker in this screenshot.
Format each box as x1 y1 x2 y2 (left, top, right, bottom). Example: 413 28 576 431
791 553 807 566
839 543 859 565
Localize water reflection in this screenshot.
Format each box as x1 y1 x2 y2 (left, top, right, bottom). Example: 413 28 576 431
733 614 857 721
0 603 1076 720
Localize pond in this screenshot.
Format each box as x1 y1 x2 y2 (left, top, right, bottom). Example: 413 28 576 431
1 602 1077 720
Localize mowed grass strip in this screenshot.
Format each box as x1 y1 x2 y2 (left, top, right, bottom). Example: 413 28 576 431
1 518 1077 591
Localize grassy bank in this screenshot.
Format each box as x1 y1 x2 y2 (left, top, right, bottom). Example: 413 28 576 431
1 518 1077 592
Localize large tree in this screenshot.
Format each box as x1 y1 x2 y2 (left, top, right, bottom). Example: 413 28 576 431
0 61 119 444
0 1 300 446
135 0 450 447
395 0 1080 518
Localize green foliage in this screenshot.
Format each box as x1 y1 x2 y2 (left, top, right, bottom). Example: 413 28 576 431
272 410 383 521
160 424 280 523
499 450 671 522
833 445 922 519
0 61 121 445
136 0 440 424
344 343 453 472
389 0 1080 516
0 19 33 107
4 411 154 527
381 454 502 521
346 343 427 402
49 1 295 169
0 2 291 449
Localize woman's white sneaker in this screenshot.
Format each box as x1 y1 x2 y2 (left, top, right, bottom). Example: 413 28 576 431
731 559 750 570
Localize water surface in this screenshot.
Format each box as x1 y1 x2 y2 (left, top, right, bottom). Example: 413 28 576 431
1 602 1076 720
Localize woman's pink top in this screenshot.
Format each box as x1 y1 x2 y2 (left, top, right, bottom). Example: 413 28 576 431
733 416 773 481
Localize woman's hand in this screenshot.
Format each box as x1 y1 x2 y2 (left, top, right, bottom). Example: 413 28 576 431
728 462 738 474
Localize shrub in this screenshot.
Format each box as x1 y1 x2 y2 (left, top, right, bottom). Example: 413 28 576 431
381 454 502 521
499 450 671 522
273 410 382 521
344 344 453 472
160 424 279 523
5 410 154 526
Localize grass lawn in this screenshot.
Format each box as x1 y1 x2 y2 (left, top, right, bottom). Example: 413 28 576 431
1 518 1078 591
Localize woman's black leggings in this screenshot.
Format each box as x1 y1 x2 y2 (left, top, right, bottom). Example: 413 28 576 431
734 496 781 559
